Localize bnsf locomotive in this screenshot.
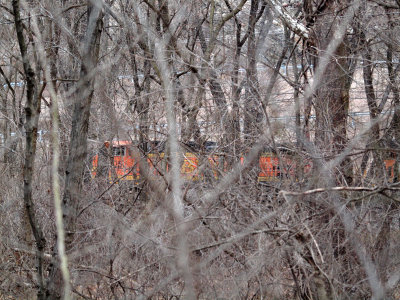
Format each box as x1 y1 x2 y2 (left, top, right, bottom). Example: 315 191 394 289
91 140 304 183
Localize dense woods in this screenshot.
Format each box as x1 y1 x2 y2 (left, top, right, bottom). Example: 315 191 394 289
1 0 400 299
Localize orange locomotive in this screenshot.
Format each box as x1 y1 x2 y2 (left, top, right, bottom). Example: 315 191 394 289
383 158 399 182
91 140 306 183
92 140 225 182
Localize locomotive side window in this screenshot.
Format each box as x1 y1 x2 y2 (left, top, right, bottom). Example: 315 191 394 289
113 146 126 156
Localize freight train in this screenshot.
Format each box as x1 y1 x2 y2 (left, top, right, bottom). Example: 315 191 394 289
91 140 304 183
91 140 398 183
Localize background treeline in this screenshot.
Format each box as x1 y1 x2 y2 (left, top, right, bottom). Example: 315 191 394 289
0 0 400 299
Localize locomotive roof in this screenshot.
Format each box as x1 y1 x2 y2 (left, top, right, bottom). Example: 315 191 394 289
111 140 132 147
108 140 295 155
261 144 296 155
108 140 218 153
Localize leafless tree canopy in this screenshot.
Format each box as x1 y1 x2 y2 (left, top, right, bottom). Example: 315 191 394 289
1 0 400 299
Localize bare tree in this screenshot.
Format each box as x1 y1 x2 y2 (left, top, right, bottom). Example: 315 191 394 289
11 1 48 298
47 2 104 298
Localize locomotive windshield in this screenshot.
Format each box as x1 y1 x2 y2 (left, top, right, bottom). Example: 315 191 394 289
113 146 126 156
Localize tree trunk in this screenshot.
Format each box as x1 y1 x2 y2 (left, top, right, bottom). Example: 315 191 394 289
12 0 47 298
244 0 263 146
311 0 352 184
47 2 103 298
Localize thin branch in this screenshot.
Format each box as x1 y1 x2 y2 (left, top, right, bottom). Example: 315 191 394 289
267 0 309 39
281 185 400 197
61 3 87 14
0 66 15 95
